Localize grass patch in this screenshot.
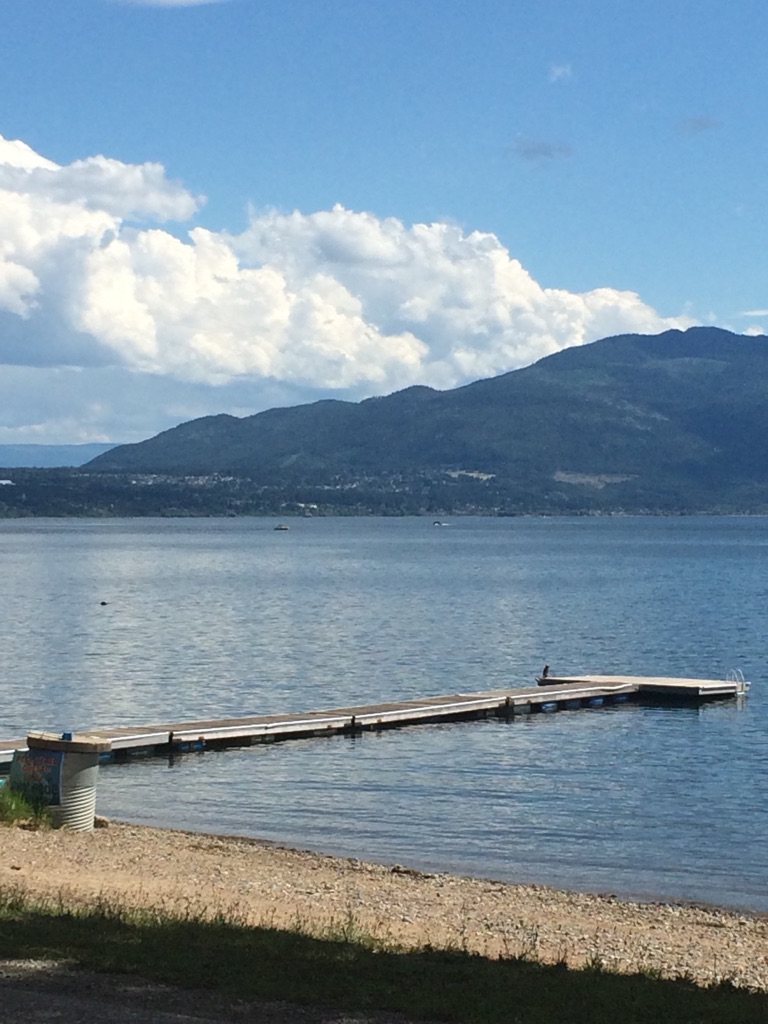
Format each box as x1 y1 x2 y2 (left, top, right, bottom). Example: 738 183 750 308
0 887 766 1024
0 784 52 827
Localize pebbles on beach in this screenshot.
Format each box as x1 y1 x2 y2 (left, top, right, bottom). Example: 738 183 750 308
1 822 766 991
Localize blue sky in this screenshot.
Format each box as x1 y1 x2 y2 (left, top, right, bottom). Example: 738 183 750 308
1 0 766 443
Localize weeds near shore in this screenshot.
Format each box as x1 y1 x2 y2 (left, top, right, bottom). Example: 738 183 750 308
0 784 52 828
516 921 542 962
1 883 767 1024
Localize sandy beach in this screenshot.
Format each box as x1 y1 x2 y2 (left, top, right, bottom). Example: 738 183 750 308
1 820 766 993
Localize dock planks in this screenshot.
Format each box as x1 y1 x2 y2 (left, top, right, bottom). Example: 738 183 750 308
0 673 748 771
536 674 748 698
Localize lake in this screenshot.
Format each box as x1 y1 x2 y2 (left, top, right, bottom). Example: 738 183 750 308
1 515 765 912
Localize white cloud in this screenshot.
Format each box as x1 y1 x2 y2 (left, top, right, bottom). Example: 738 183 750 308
549 63 573 83
0 152 202 221
0 136 58 171
0 133 695 441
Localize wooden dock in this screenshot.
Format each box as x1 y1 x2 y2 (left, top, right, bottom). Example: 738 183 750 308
0 673 749 771
535 673 750 699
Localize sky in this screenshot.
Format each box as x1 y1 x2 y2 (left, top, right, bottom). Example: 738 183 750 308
1 0 767 444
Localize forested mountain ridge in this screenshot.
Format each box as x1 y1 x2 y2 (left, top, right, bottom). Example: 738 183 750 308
82 326 768 513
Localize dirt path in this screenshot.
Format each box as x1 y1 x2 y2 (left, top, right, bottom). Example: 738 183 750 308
0 958 429 1024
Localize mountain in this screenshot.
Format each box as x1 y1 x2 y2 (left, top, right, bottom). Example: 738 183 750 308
85 326 768 513
0 443 118 468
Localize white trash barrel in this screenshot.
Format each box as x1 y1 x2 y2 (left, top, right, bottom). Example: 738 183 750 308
25 732 112 831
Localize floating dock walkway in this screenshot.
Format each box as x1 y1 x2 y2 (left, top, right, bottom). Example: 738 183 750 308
0 672 749 772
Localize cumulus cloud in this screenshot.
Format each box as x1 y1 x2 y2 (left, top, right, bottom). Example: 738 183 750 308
0 138 202 221
0 133 694 441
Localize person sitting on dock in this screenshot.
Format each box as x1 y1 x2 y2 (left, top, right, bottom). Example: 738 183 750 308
537 665 553 686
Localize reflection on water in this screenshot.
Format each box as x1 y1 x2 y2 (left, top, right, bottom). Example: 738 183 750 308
1 515 766 910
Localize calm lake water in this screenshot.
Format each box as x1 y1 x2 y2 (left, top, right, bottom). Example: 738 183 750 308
1 516 766 912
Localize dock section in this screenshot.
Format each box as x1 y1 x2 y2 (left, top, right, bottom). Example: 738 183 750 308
536 673 750 699
0 673 748 772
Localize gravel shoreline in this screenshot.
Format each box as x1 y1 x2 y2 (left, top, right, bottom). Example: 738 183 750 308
1 821 767 992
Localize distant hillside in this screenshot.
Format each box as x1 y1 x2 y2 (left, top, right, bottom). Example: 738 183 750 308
0 443 118 468
84 326 768 513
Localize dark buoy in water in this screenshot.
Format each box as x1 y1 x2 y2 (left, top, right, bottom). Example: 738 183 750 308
100 601 108 606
